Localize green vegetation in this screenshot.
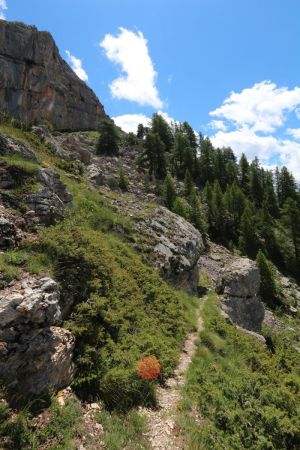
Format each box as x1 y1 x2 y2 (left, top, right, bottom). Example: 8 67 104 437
95 409 149 450
179 294 300 449
118 167 129 191
256 250 281 307
0 394 83 450
0 250 29 288
136 113 300 284
22 171 197 411
96 119 120 156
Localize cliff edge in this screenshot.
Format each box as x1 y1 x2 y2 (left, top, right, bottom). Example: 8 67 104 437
0 20 106 130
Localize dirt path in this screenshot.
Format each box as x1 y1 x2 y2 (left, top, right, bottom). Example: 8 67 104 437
140 301 205 450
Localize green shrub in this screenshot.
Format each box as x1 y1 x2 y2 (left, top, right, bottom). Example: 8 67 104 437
118 168 129 191
179 294 300 450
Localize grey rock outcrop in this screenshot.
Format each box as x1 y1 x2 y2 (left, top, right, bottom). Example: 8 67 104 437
216 258 265 332
0 276 74 398
0 20 106 130
0 134 39 162
135 206 205 293
0 216 18 248
25 168 73 225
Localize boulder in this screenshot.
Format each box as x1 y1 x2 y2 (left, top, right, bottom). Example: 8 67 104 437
25 168 72 225
217 258 265 332
0 276 74 398
0 20 106 131
135 207 205 293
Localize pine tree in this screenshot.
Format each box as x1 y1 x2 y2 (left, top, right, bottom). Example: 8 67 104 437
172 197 190 220
181 121 197 151
239 205 259 258
239 153 250 193
256 250 279 306
137 123 145 139
118 168 129 191
151 113 174 152
249 158 263 208
162 173 177 208
144 132 167 179
184 169 194 198
96 119 120 156
281 198 300 263
189 190 207 234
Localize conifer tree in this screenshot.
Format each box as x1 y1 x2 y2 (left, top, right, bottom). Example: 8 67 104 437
172 196 190 220
151 113 174 152
256 250 279 306
239 204 259 258
184 169 194 198
96 119 120 156
281 198 300 263
137 123 145 139
189 190 207 234
144 132 167 179
162 173 177 208
239 153 250 193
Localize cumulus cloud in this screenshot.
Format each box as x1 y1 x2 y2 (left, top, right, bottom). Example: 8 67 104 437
209 81 300 180
112 113 150 133
209 120 227 131
112 110 176 134
287 128 300 140
210 81 300 133
0 0 7 19
100 27 163 108
65 50 88 82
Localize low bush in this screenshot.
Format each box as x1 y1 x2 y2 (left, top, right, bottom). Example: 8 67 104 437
179 293 300 449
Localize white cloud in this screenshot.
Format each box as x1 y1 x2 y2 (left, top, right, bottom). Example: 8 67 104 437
112 110 176 134
209 120 227 131
209 81 300 180
0 0 7 19
287 128 300 140
100 27 163 108
65 50 88 82
210 81 300 133
211 128 300 180
112 113 150 133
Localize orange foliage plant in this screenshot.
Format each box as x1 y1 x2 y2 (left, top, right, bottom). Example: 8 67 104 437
137 356 161 380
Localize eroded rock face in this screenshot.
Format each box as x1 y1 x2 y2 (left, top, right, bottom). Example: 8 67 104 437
216 258 265 332
0 20 106 130
0 134 39 162
0 216 18 248
135 207 205 293
0 276 74 398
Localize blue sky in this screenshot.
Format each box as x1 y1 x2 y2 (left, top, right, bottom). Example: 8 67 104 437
2 1 300 177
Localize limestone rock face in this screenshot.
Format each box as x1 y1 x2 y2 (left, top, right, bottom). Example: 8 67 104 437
135 206 205 293
216 258 265 332
0 134 39 162
25 168 73 225
0 20 106 130
0 276 74 398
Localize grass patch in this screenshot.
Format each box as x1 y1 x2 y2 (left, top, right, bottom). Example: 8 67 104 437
0 155 39 175
0 250 29 288
0 394 83 450
96 409 150 450
178 293 300 450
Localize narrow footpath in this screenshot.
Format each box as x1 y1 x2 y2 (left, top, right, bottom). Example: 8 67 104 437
140 301 205 449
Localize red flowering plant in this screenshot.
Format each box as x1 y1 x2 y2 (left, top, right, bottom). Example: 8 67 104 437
137 356 161 380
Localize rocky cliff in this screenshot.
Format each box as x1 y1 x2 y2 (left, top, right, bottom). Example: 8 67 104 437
0 20 106 130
